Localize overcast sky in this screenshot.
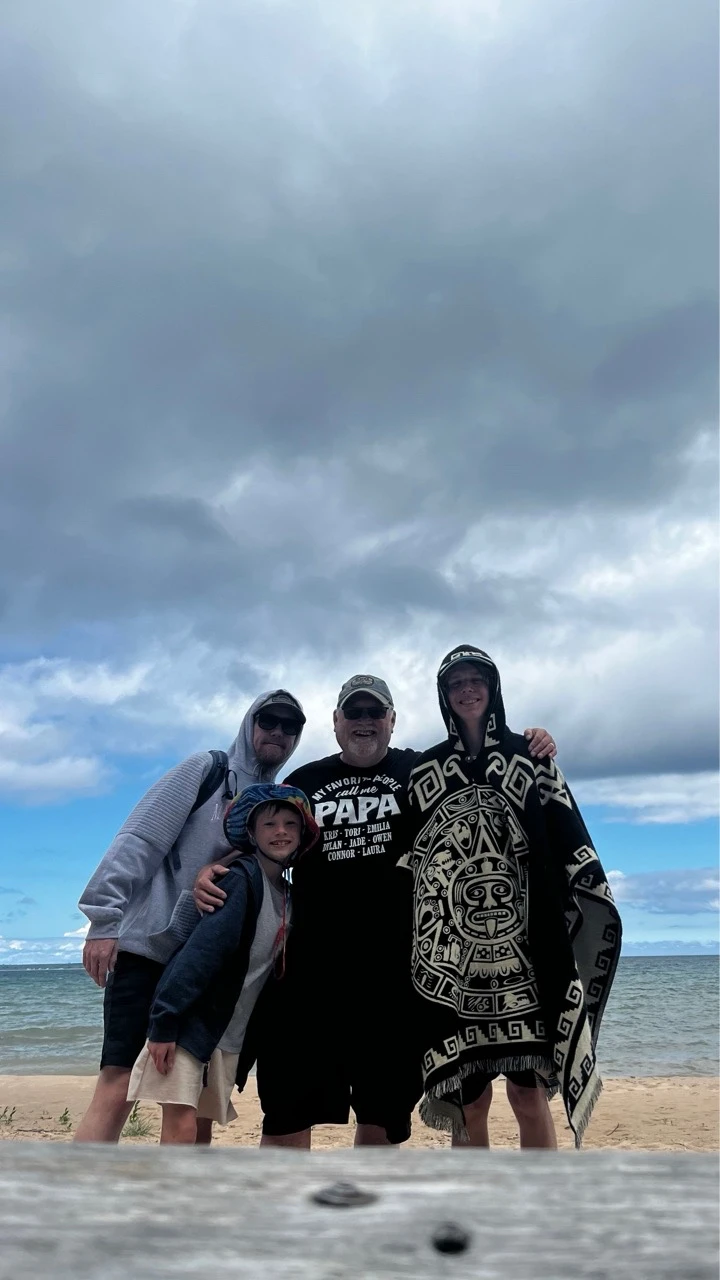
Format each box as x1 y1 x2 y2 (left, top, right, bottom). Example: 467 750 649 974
0 0 717 955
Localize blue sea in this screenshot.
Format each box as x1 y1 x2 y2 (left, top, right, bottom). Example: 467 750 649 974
0 956 717 1076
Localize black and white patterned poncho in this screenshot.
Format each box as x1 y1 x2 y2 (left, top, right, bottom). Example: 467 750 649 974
398 645 622 1146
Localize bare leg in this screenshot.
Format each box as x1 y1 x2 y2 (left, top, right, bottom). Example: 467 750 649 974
260 1129 312 1149
73 1067 133 1143
453 1081 492 1148
354 1123 391 1147
195 1117 213 1146
506 1080 557 1149
160 1104 199 1145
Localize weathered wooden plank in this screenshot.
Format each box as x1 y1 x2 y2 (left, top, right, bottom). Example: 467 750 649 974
0 1146 716 1279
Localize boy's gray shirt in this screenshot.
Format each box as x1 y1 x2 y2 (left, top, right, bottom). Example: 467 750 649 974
78 690 303 963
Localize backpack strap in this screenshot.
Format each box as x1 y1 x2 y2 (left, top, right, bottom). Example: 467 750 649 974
189 750 231 816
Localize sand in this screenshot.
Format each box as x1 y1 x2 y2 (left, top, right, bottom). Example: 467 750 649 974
0 1075 716 1150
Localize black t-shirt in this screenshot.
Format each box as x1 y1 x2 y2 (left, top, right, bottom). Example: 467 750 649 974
284 747 419 978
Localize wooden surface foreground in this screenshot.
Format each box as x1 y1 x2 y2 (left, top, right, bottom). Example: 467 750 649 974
0 1145 717 1279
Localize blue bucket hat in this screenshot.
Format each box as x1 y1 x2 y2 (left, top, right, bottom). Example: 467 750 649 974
223 783 320 863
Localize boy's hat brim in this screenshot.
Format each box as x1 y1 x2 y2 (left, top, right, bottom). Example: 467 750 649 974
223 783 319 860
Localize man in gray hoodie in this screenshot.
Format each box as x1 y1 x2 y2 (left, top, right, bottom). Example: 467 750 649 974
73 689 305 1144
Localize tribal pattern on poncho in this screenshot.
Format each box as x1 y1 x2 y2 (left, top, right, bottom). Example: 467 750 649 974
399 645 621 1146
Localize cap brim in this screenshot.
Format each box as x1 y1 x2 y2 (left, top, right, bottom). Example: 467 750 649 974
337 690 392 710
440 656 493 683
259 703 306 725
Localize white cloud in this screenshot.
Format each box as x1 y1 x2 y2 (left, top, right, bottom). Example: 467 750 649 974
0 560 716 812
0 934 86 963
576 772 719 824
32 658 152 705
0 754 108 798
607 866 719 914
0 656 128 801
621 940 718 956
63 923 89 937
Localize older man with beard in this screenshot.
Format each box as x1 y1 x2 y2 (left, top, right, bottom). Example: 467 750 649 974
195 674 556 1147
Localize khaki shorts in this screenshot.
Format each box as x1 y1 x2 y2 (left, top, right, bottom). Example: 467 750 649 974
127 1044 239 1125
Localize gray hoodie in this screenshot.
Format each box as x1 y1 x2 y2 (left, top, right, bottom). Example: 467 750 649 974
78 690 303 963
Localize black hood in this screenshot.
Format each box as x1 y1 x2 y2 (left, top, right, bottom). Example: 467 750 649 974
437 644 506 752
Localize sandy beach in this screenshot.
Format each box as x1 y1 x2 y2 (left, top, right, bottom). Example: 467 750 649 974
0 1075 716 1150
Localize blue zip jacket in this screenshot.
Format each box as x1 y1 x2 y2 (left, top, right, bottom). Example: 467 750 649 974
148 852 264 1063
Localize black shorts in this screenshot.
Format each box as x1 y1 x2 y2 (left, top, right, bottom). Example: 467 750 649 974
259 1051 422 1146
100 951 165 1070
461 1069 541 1105
256 980 423 1145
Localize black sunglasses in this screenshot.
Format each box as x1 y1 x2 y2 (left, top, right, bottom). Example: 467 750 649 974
256 712 302 736
342 704 388 720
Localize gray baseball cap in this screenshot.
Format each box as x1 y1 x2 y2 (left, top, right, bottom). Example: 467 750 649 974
336 674 394 710
257 690 306 725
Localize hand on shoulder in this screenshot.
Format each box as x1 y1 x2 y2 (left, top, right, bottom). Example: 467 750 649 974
193 863 230 913
523 727 557 760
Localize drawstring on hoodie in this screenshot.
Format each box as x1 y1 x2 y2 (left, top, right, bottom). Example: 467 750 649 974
272 878 291 979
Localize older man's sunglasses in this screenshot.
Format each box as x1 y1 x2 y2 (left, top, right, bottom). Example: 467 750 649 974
256 712 302 736
342 704 388 720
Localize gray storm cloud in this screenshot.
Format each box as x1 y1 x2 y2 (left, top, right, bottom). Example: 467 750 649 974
0 0 716 795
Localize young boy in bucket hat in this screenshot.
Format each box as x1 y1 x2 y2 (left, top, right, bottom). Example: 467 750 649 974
127 784 319 1144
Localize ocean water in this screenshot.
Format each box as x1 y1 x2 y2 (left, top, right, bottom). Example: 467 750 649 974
0 956 717 1076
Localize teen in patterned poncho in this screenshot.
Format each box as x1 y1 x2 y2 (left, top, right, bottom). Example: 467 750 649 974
399 645 621 1147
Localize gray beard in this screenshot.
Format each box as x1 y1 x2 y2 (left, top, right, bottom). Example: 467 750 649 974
340 739 389 768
